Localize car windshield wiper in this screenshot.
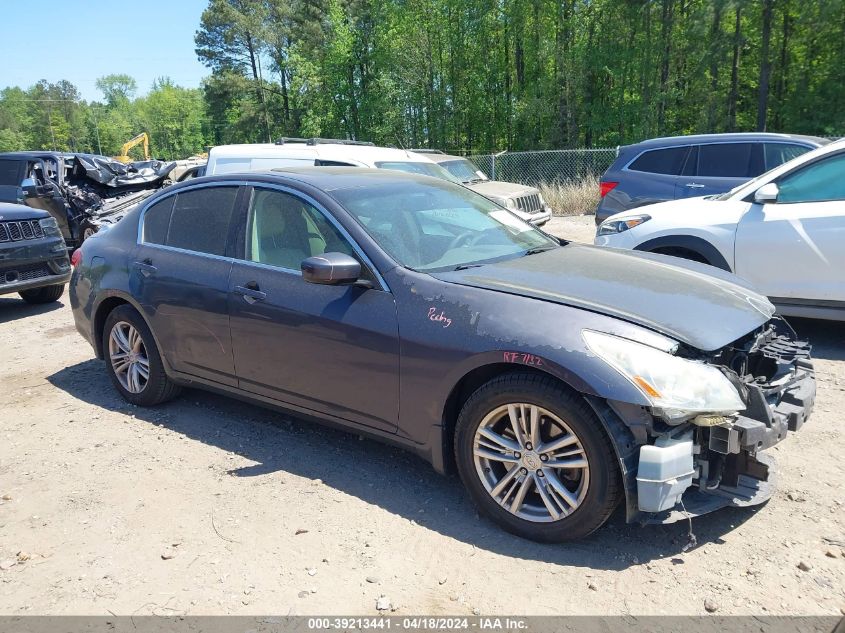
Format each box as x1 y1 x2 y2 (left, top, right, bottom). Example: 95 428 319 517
522 245 558 257
463 177 486 184
453 263 484 271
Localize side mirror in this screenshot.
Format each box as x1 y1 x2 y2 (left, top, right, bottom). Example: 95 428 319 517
21 178 38 197
754 183 779 204
301 252 361 285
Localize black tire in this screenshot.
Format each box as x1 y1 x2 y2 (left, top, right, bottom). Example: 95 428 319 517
102 304 181 406
19 283 65 304
454 373 621 542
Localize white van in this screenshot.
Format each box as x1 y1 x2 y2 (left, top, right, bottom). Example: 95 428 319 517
205 138 462 182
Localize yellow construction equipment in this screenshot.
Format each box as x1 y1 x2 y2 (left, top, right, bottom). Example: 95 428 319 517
113 133 151 163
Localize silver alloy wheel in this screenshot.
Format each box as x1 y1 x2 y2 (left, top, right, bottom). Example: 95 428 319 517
108 321 150 394
473 403 590 522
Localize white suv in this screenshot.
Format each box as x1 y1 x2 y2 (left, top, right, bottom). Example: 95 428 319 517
594 138 845 321
206 138 461 181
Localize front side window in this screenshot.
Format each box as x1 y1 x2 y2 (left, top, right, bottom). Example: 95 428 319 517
143 186 238 255
628 147 690 175
246 188 356 271
777 153 845 203
331 180 558 272
697 143 754 178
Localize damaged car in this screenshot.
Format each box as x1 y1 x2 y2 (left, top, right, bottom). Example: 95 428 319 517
69 168 814 542
0 152 175 248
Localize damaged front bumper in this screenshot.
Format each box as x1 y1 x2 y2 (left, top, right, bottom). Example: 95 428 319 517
593 320 815 526
644 362 815 525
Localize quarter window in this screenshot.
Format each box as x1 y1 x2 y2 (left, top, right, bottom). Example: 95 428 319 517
628 147 690 175
246 188 357 271
166 187 238 256
764 143 811 171
777 153 845 203
142 196 175 245
697 143 754 178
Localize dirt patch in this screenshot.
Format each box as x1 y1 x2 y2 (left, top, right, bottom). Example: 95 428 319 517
0 217 843 616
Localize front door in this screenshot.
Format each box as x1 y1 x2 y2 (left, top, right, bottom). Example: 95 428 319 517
228 186 400 432
735 151 845 302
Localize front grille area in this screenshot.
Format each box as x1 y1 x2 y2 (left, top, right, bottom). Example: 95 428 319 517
0 263 51 285
514 193 542 214
0 220 44 242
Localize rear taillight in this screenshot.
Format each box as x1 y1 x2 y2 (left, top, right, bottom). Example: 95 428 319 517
70 248 82 268
599 181 619 198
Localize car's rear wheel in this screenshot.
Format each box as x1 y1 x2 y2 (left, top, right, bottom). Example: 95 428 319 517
454 373 621 542
103 305 181 406
19 284 65 304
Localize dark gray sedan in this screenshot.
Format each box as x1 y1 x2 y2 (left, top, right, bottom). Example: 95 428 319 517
69 168 815 541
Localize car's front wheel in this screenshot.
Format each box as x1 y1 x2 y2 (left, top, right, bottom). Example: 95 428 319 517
454 373 621 542
103 305 181 406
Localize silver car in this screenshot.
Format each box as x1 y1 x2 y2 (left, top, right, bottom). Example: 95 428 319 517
414 150 552 226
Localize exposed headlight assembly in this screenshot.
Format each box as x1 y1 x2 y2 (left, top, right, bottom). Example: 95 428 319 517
39 216 61 236
597 214 650 236
504 198 517 209
583 330 746 422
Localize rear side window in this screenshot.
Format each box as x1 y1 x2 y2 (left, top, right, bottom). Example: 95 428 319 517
0 160 23 186
166 187 238 256
697 143 754 178
764 143 811 171
628 147 689 175
142 196 175 245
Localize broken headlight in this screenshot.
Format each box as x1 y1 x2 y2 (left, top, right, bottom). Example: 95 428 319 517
583 330 746 422
597 214 650 236
39 216 61 237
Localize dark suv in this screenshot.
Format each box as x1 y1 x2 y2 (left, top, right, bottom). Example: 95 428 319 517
0 152 174 248
595 133 828 223
0 202 71 304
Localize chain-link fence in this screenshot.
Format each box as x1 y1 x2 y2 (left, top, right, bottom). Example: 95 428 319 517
466 148 619 187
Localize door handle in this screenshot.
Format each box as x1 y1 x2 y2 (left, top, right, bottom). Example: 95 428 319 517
684 183 705 188
133 260 157 277
234 284 267 304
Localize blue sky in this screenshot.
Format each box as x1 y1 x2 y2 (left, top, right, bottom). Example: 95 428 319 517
0 0 210 101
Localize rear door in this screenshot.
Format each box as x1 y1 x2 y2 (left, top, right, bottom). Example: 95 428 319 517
735 150 845 302
227 184 400 432
133 184 243 386
623 145 691 206
675 142 755 199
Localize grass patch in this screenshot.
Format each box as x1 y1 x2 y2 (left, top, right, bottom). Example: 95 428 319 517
539 174 601 216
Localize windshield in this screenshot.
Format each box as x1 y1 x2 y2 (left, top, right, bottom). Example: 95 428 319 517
374 160 464 184
331 179 558 272
440 158 489 183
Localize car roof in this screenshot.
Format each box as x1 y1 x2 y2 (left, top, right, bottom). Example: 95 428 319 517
173 166 445 193
207 142 438 165
628 132 829 150
409 151 467 164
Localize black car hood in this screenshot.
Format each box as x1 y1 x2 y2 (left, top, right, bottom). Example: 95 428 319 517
432 244 775 351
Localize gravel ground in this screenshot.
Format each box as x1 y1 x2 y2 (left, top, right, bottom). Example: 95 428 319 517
0 216 843 616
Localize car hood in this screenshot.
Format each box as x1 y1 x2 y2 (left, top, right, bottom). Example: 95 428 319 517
0 203 49 221
432 244 775 352
465 180 537 199
607 195 749 226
